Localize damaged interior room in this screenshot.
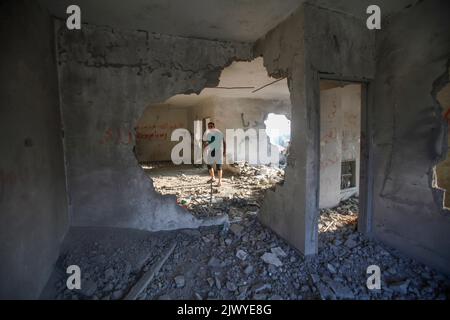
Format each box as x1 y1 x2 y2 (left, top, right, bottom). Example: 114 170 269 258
1 0 450 301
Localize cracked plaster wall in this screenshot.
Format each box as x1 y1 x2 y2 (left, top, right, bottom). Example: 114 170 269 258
136 97 291 163
56 21 252 231
372 0 450 274
257 0 450 275
0 0 69 298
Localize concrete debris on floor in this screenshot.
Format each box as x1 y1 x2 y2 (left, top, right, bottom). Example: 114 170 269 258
42 197 450 300
319 197 359 233
146 163 284 219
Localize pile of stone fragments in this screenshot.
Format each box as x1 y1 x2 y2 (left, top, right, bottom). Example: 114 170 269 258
46 190 450 300
149 163 284 219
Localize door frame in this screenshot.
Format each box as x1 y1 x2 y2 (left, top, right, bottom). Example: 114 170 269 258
317 73 374 235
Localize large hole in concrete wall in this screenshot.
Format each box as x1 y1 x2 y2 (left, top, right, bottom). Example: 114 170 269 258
318 80 362 236
135 58 292 220
433 80 450 209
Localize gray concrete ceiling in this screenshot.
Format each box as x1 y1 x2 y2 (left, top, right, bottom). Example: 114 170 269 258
311 0 419 20
38 0 417 42
38 0 303 42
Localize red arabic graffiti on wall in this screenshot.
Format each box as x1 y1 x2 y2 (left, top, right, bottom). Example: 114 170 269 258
99 127 133 145
320 128 338 145
98 122 186 145
136 122 184 141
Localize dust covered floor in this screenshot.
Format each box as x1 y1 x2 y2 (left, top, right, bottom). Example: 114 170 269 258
144 162 284 219
42 196 450 300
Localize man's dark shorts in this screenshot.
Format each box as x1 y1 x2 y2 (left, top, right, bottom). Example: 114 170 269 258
206 147 222 170
207 163 222 170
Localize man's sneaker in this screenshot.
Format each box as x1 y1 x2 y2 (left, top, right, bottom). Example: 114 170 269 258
207 178 215 183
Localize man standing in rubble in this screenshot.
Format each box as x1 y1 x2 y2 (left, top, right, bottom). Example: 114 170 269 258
204 121 226 187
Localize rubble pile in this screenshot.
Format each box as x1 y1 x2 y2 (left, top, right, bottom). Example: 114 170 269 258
47 198 450 300
319 198 359 233
45 165 450 300
143 200 448 300
148 163 284 219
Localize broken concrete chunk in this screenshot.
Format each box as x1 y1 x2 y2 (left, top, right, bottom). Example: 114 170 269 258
271 246 287 257
236 249 248 261
174 275 185 288
310 273 320 284
208 256 223 268
261 252 283 267
103 283 114 292
253 293 267 300
244 265 254 275
194 292 203 300
228 207 243 216
316 282 336 300
226 281 237 291
326 280 354 299
124 261 132 275
252 283 272 293
389 279 410 294
214 276 222 290
104 267 114 278
300 285 310 292
344 238 358 249
230 224 244 237
81 280 97 297
327 263 337 274
111 289 124 300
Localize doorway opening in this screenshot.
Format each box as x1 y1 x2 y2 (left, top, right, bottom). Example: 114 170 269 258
318 79 364 241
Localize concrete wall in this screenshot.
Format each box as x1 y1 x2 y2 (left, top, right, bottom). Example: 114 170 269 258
372 0 450 275
137 96 291 163
257 0 450 275
56 21 252 231
208 97 291 164
136 105 189 162
319 84 361 208
188 98 216 133
0 1 69 299
256 3 374 256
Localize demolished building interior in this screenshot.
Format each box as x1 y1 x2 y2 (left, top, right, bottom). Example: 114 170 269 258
1 0 450 301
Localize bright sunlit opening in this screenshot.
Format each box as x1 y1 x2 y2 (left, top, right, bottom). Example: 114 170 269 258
264 113 291 149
